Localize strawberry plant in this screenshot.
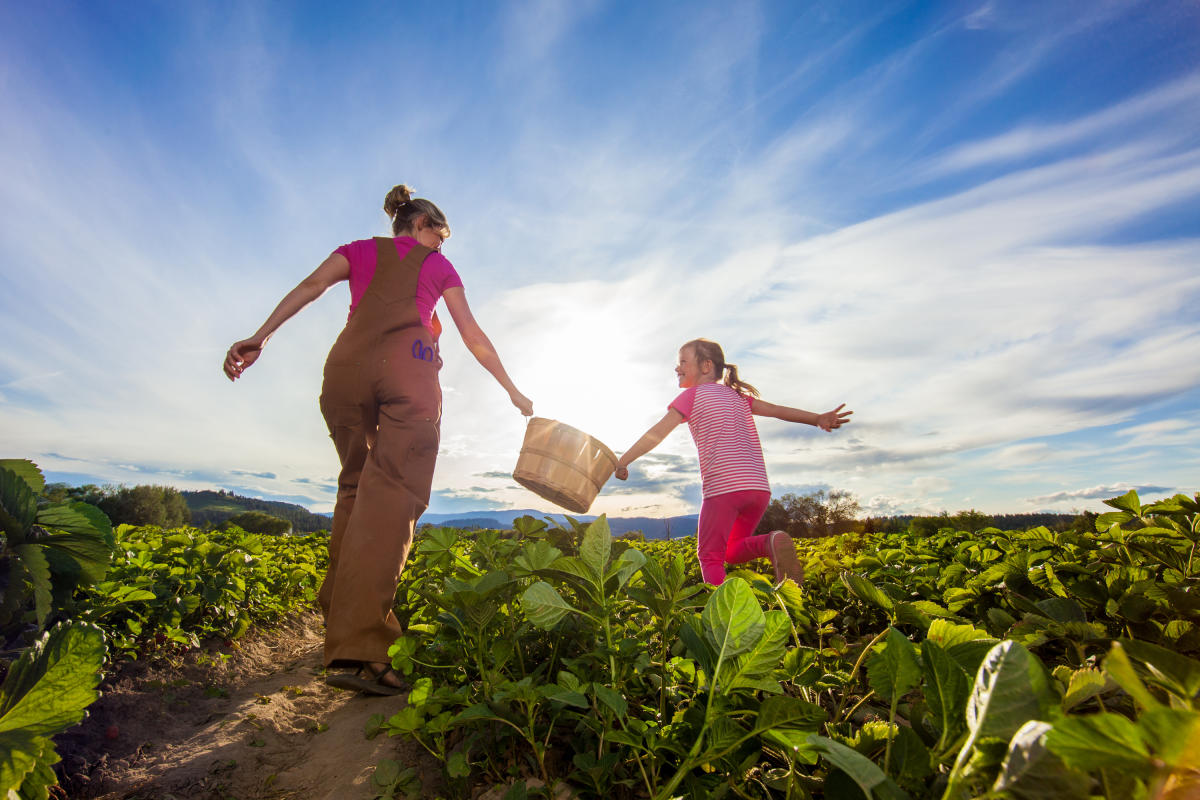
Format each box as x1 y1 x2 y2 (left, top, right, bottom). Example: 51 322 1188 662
369 490 1200 798
1 459 114 652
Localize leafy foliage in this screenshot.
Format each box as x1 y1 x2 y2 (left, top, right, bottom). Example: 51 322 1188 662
0 621 107 799
77 524 326 657
1 459 115 651
371 489 1200 798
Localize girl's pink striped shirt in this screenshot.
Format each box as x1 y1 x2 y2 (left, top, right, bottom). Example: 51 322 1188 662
670 383 769 498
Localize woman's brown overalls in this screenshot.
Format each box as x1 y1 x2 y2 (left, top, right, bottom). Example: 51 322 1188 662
316 238 442 667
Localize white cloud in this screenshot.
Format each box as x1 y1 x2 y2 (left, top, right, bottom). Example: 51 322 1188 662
2 3 1197 519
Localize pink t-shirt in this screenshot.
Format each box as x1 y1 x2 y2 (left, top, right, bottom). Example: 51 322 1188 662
670 383 770 498
334 236 463 333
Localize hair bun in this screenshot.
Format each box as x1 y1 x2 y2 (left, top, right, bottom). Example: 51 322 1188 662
383 184 415 218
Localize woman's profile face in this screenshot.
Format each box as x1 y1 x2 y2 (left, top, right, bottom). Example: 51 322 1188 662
413 216 446 250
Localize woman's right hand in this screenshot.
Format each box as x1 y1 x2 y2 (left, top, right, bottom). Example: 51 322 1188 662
224 338 263 381
510 390 534 416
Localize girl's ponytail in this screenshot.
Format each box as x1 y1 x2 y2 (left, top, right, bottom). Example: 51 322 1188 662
683 338 760 398
723 362 760 398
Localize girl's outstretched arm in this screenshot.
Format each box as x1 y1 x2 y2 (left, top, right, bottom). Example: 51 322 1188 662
224 253 350 381
614 409 685 480
442 287 533 416
751 399 852 432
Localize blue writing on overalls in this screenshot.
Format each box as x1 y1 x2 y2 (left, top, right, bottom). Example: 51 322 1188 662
411 339 435 363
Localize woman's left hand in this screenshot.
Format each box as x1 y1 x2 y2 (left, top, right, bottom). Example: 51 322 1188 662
224 338 263 381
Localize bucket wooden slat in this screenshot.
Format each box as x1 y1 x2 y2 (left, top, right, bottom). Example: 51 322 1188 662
513 417 617 513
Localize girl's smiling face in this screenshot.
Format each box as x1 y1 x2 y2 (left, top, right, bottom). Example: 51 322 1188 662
676 345 716 388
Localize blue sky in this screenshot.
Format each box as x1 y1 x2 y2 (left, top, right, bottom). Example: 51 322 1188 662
2 1 1198 519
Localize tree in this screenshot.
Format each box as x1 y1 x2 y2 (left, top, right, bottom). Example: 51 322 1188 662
93 485 191 527
949 509 994 532
755 489 862 538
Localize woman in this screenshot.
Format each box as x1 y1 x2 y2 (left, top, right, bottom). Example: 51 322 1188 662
224 184 532 694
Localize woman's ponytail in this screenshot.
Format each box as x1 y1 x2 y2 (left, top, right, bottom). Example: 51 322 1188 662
383 183 451 239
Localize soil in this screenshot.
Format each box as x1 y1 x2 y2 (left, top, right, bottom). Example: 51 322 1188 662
54 611 441 800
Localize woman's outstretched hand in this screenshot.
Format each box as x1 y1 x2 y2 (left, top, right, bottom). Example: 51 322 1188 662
815 403 853 432
510 390 534 416
614 465 629 481
224 339 263 381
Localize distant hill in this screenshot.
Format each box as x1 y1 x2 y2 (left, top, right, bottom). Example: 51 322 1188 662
183 490 332 533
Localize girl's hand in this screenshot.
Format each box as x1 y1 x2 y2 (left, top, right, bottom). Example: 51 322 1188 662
816 403 853 431
510 390 534 416
224 339 263 381
614 465 629 481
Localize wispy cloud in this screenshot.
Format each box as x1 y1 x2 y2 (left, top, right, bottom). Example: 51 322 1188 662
1029 483 1176 505
2 2 1196 520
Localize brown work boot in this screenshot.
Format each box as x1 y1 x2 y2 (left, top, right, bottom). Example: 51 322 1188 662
770 530 804 586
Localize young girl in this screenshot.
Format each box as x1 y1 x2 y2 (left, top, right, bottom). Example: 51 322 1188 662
614 338 851 586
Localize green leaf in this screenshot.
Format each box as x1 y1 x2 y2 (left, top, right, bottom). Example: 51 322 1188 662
592 684 627 718
754 694 827 734
0 459 44 496
578 515 612 580
520 581 575 629
447 750 470 779
536 684 588 709
926 619 998 675
0 730 47 798
922 639 969 740
35 527 113 586
680 616 716 676
1034 598 1085 624
406 677 433 707
373 757 401 786
867 628 922 702
993 720 1091 800
1138 708 1200 770
1044 713 1151 777
0 622 106 737
844 573 895 612
702 578 766 668
1061 668 1109 712
807 734 912 800
18 746 59 800
723 610 790 691
608 546 646 589
1117 637 1200 700
1102 642 1162 711
966 641 1052 743
449 703 510 727
511 541 562 576
1103 489 1141 515
891 725 932 783
0 465 37 538
12 544 51 628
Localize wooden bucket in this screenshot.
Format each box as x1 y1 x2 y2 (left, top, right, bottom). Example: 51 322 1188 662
513 417 617 514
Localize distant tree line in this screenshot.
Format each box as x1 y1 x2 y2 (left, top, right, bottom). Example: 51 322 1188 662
182 490 331 533
45 483 191 528
754 490 1091 540
42 484 330 534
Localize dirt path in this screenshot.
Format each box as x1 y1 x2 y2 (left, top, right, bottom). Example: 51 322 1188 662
56 612 439 800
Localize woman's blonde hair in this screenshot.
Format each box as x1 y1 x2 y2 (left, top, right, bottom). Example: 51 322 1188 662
383 184 450 240
682 338 759 397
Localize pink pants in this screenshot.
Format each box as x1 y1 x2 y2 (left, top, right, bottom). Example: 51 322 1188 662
696 489 773 585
